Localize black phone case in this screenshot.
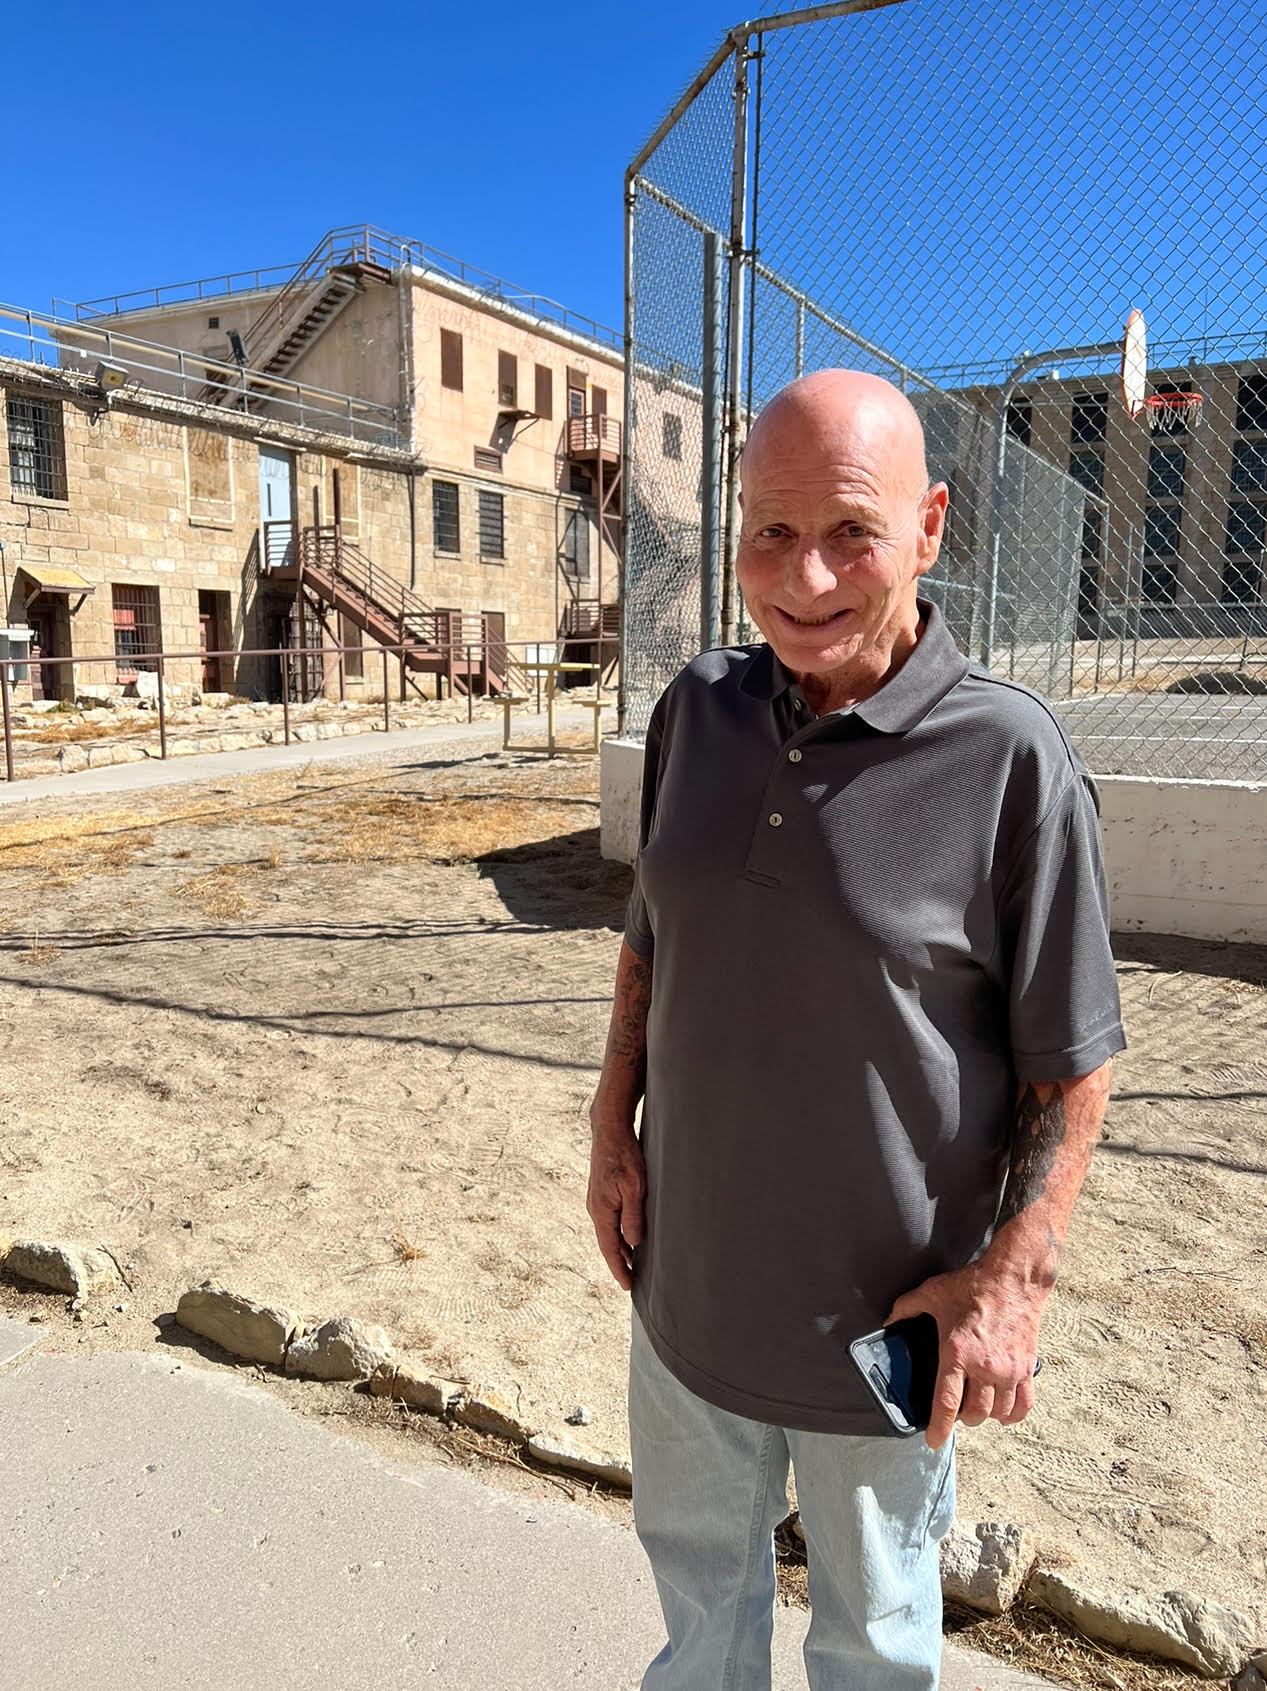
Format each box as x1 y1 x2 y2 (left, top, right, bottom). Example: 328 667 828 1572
847 1313 941 1436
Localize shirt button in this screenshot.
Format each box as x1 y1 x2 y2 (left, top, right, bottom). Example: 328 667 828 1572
788 748 802 763
768 812 783 827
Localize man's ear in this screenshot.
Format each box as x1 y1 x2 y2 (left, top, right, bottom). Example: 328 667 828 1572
915 483 949 576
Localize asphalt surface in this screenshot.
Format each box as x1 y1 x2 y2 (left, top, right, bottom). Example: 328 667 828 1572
1058 692 1267 781
0 1327 1061 1691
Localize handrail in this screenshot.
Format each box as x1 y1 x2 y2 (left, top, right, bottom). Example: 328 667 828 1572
567 412 623 455
70 221 622 353
0 301 404 448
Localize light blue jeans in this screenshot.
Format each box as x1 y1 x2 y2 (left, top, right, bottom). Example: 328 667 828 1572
629 1314 956 1691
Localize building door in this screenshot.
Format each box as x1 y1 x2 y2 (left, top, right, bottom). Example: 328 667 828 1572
27 605 59 702
198 589 230 692
258 446 294 571
482 610 506 693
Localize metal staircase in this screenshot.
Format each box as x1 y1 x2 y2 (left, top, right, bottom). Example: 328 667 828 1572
271 525 527 697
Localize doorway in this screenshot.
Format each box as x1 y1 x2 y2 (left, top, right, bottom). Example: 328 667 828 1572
198 590 231 692
258 446 295 571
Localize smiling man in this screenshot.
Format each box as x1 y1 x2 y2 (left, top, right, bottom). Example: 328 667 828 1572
588 370 1124 1690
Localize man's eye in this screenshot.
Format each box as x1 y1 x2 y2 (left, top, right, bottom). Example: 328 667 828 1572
759 525 787 540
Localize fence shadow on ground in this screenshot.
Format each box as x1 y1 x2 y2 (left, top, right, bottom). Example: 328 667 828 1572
1112 927 1267 986
475 825 632 933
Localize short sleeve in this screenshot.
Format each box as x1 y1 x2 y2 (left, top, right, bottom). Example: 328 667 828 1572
996 772 1126 1081
624 697 668 960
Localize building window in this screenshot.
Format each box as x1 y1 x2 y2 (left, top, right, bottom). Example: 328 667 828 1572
1235 373 1267 434
1081 505 1103 563
1147 444 1186 499
592 384 607 416
6 395 67 500
440 329 463 392
1223 500 1265 602
569 465 593 496
1142 505 1180 603
339 613 364 680
563 509 590 579
473 446 502 473
478 490 505 560
662 413 683 461
1005 397 1032 445
432 480 460 553
498 351 518 408
1231 439 1267 494
1069 449 1104 498
1069 391 1108 446
567 366 587 417
534 364 553 420
112 585 161 677
208 315 220 329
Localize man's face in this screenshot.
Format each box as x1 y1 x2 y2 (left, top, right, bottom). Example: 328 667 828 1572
736 407 947 679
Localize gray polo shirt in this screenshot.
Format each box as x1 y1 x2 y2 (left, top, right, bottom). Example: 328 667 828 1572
625 603 1125 1435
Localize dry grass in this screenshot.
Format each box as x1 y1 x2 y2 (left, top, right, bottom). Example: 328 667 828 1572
20 718 153 746
308 792 592 866
0 809 158 885
176 863 266 920
392 1225 427 1264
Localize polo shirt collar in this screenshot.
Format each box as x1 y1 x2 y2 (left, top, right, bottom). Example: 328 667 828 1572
737 600 970 734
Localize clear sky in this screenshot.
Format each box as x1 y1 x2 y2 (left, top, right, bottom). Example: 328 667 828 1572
0 0 752 331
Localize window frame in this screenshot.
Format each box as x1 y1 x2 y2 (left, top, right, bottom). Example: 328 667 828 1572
477 489 505 562
6 393 68 501
432 479 461 554
662 412 683 462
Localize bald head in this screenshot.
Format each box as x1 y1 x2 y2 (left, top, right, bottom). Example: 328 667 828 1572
743 369 930 499
734 368 948 709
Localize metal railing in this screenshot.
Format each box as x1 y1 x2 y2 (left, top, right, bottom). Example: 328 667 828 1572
567 413 623 455
65 264 304 322
0 302 404 447
70 222 622 353
0 634 620 783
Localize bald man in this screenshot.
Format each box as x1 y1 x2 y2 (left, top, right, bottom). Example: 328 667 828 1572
588 371 1123 1690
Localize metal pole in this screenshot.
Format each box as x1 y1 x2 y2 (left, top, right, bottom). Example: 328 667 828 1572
794 300 805 378
282 651 291 745
156 654 168 759
467 644 474 723
720 37 753 649
382 648 391 732
701 229 723 653
618 176 636 738
0 656 13 783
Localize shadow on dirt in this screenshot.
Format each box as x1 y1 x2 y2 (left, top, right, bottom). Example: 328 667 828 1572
476 826 632 932
1112 928 1267 986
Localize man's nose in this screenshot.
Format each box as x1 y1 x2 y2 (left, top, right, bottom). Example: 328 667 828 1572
787 541 836 599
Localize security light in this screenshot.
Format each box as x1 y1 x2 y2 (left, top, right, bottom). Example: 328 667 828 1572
94 361 128 393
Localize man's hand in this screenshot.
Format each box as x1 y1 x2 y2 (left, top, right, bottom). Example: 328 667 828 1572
587 1125 646 1291
885 1261 1043 1449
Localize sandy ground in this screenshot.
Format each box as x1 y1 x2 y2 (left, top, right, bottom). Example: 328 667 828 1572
0 737 1263 1646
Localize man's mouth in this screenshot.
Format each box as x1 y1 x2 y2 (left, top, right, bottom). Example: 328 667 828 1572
776 608 849 627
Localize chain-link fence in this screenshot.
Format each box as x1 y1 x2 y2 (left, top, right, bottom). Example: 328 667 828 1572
621 0 1267 780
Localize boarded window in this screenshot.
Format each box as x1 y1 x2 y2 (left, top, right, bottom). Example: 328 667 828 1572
662 413 682 461
432 480 460 552
591 385 607 416
534 364 553 420
339 613 364 680
563 509 590 579
6 394 67 500
473 446 502 473
478 490 505 560
186 427 232 523
112 584 161 677
441 329 463 392
498 351 518 408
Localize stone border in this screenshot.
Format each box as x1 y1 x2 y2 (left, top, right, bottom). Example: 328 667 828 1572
2 1239 1260 1680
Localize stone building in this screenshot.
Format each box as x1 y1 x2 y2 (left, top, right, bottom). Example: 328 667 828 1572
1 224 624 702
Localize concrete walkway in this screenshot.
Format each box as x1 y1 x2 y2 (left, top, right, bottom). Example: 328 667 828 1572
0 1331 1059 1691
0 708 594 808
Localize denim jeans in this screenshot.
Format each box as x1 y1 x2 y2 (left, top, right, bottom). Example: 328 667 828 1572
629 1313 956 1691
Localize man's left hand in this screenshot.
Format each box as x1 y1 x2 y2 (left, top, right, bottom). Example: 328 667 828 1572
884 1263 1045 1450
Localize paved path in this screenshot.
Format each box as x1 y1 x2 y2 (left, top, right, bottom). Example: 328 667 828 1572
0 1335 1059 1691
0 709 594 808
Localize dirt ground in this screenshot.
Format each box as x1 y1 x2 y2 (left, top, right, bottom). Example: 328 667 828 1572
0 735 1263 1650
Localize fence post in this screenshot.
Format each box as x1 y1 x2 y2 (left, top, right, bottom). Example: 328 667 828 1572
0 657 13 783
382 648 391 733
282 652 291 745
156 655 168 760
719 35 753 649
467 645 474 723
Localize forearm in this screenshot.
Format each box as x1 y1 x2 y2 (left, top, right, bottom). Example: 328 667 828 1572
983 1059 1113 1294
590 939 653 1133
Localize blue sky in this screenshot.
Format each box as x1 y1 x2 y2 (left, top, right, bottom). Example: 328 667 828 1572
0 0 749 330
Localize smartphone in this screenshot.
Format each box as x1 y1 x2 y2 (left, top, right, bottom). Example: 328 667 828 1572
848 1313 941 1436
848 1315 1043 1437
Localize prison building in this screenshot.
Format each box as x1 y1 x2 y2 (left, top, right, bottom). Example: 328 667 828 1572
0 224 623 703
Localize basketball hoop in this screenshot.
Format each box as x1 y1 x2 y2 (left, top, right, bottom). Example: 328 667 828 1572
1145 390 1203 434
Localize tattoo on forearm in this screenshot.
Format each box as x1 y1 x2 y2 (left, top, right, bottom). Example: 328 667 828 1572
997 1084 1068 1227
609 952 653 1065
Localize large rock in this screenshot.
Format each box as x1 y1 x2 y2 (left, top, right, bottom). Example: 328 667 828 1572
285 1316 395 1381
940 1520 1035 1615
56 745 88 773
175 1283 301 1366
526 1429 632 1490
1027 1569 1252 1678
453 1386 534 1443
1234 1662 1267 1691
369 1361 463 1416
6 1240 118 1299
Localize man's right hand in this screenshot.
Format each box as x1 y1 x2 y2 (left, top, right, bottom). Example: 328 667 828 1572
587 1124 646 1291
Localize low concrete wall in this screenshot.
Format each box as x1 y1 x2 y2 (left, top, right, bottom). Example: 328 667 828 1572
599 741 1267 945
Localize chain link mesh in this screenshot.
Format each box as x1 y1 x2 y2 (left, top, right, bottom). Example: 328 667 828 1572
624 0 1267 777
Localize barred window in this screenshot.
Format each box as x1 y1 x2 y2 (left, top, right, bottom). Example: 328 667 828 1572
6 394 67 500
1069 391 1108 445
1069 449 1104 498
478 490 505 560
1147 444 1186 500
1144 504 1182 556
662 413 682 461
112 584 161 677
1005 396 1032 445
563 509 590 579
432 480 460 553
1225 500 1266 557
1235 373 1267 434
1231 439 1267 495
